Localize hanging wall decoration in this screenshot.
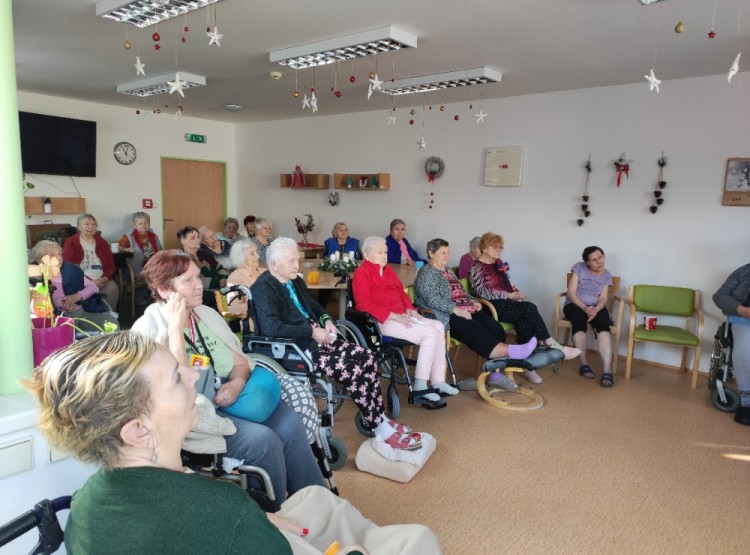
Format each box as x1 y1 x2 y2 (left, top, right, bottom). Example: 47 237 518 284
290 164 306 188
424 156 445 209
613 154 632 187
483 147 524 187
722 158 750 206
649 154 668 214
577 155 592 226
329 191 341 206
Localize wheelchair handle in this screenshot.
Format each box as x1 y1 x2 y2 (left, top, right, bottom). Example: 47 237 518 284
220 284 252 298
0 496 70 552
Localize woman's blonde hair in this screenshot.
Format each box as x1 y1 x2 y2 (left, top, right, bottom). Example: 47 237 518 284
331 222 347 237
479 232 504 252
23 332 156 468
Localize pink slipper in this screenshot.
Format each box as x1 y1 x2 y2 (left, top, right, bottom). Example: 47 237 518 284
384 431 422 451
387 418 421 440
561 346 582 360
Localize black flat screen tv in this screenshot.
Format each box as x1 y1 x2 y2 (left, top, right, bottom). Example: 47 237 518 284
19 112 97 177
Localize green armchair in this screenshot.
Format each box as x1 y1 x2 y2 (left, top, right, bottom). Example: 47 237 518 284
625 284 704 388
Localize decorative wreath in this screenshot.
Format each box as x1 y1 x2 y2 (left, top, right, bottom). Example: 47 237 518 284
425 156 445 183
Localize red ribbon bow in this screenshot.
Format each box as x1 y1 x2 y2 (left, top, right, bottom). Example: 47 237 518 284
614 162 629 187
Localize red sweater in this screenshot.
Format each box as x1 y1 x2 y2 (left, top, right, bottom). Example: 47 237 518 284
62 232 116 281
352 260 414 323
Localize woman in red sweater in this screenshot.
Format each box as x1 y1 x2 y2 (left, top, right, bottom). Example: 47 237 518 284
352 236 456 409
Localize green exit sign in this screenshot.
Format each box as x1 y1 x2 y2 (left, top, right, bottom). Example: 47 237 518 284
185 133 207 144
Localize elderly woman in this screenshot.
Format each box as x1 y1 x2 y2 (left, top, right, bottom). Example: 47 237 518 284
252 238 422 451
199 225 233 271
29 240 120 331
251 217 274 265
385 219 425 265
227 239 266 317
62 213 119 309
217 217 242 245
353 237 455 409
469 232 581 372
457 236 481 279
244 214 257 239
323 222 362 261
132 250 325 501
415 238 539 388
564 246 615 387
24 333 441 554
117 211 163 278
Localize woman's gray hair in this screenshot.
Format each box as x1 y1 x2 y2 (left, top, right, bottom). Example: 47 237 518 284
29 240 61 263
132 211 150 224
229 239 257 269
255 217 270 231
469 236 481 250
425 238 449 257
361 236 386 255
266 237 298 268
77 213 97 227
389 218 405 232
223 217 239 228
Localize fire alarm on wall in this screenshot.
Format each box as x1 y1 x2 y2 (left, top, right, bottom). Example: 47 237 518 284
142 199 153 209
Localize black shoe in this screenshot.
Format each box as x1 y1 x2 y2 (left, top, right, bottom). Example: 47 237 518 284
734 406 750 426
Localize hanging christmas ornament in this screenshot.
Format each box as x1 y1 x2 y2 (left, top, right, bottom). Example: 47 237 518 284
310 90 318 113
645 69 661 93
417 101 427 151
708 0 718 38
410 109 415 116
409 119 414 125
134 56 145 76
152 32 160 42
649 154 668 214
369 71 375 79
728 53 741 82
387 112 397 125
124 40 132 49
167 73 187 97
675 21 685 33
475 85 488 123
577 155 593 226
424 157 445 209
439 105 445 112
207 26 223 46
328 191 341 207
349 75 356 83
645 5 663 93
613 154 631 187
293 69 300 98
301 94 310 110
454 115 459 121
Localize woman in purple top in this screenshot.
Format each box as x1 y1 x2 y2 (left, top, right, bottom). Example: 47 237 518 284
563 246 615 387
457 236 481 279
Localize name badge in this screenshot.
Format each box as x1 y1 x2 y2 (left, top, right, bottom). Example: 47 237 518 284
189 354 210 367
91 264 103 270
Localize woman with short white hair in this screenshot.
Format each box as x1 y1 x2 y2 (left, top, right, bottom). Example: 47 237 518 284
353 237 455 409
252 238 423 451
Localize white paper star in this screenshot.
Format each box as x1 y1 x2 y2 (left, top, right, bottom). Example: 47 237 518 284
644 68 661 93
301 94 310 110
387 113 397 126
207 26 223 47
728 52 741 83
417 136 427 150
310 92 318 113
167 73 186 97
134 56 145 76
174 106 183 120
367 83 373 100
475 109 488 123
369 74 383 91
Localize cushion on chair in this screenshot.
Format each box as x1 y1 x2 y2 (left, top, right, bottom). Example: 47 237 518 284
633 325 700 346
633 285 695 317
355 433 436 483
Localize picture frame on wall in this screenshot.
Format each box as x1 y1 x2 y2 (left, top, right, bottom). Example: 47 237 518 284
722 158 750 206
483 146 524 187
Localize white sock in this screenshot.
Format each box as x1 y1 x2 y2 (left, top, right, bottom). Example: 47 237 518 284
545 338 564 350
374 416 396 440
413 378 429 391
432 381 459 396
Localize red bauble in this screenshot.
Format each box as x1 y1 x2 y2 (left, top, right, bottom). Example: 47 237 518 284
335 90 342 97
206 26 211 32
181 37 186 43
152 32 160 41
409 119 414 125
349 75 356 83
184 26 189 32
454 115 459 121
310 88 315 93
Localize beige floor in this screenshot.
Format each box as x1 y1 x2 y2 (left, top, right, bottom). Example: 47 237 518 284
326 350 750 555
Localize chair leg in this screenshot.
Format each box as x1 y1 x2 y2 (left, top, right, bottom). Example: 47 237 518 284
625 339 634 380
680 346 689 373
611 327 620 375
690 343 702 389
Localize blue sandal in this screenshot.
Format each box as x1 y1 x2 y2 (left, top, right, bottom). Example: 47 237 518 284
579 365 595 379
600 373 614 387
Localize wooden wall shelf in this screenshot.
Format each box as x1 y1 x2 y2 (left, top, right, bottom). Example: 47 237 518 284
333 173 390 190
279 173 330 189
24 196 86 215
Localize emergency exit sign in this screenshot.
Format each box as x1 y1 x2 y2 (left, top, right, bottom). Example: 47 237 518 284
185 133 207 144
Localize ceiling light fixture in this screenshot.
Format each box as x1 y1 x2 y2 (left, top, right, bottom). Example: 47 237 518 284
96 0 225 28
638 0 666 5
378 67 502 96
269 26 418 69
117 71 206 96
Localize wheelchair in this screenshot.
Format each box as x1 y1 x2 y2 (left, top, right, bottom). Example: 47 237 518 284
708 320 741 413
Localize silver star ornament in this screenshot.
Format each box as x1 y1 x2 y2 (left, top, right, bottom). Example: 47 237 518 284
387 113 397 126
475 109 488 123
301 94 310 110
207 26 223 47
644 68 661 93
417 136 427 150
728 53 741 83
369 74 383 91
167 73 186 97
310 92 318 113
134 56 145 76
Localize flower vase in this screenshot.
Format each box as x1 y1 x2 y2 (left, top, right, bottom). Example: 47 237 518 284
31 317 74 366
301 233 308 245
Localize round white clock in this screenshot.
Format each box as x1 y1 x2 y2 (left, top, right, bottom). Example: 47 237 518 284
113 141 137 165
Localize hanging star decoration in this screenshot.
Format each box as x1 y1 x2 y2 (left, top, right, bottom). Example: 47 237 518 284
474 109 488 123
168 73 187 97
386 113 397 125
367 84 373 100
728 53 741 83
174 106 183 120
134 56 145 76
301 94 310 110
644 68 661 93
207 26 223 47
417 136 427 151
310 91 318 113
369 74 383 91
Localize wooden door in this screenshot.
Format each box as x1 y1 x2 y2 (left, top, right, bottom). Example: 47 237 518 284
161 158 225 249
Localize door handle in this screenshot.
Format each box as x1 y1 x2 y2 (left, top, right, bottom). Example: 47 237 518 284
163 218 174 222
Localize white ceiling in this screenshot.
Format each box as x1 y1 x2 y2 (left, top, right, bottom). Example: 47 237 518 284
12 0 750 123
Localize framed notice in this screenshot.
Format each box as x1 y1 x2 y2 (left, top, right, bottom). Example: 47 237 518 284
483 147 524 187
722 158 750 206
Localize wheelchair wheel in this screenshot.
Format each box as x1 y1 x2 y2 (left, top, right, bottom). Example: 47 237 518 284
708 339 724 391
355 411 376 437
712 386 741 413
312 381 346 415
326 436 348 471
335 319 368 346
387 383 400 418
248 353 289 375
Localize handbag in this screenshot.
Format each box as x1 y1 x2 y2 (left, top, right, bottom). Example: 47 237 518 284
221 367 282 423
277 373 319 444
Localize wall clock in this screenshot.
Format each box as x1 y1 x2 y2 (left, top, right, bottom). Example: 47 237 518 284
113 141 137 165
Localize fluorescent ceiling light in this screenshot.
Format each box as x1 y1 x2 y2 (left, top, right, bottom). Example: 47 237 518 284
96 0 225 28
117 71 206 96
638 0 665 5
270 26 418 69
378 67 502 96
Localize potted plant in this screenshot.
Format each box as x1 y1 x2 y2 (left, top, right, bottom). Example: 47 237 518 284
294 214 315 245
43 196 52 213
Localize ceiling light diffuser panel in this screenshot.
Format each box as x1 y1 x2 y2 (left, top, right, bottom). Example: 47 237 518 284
117 72 206 96
378 67 503 95
96 0 225 28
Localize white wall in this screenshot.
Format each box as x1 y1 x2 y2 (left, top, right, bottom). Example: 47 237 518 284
18 92 237 240
236 73 750 370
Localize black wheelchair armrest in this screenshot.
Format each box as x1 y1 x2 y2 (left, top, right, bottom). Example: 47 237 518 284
0 496 70 555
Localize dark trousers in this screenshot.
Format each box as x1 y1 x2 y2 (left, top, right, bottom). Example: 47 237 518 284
563 303 611 334
489 299 551 344
449 310 506 359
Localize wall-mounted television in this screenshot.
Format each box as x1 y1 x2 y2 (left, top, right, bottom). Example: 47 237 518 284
19 112 97 177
